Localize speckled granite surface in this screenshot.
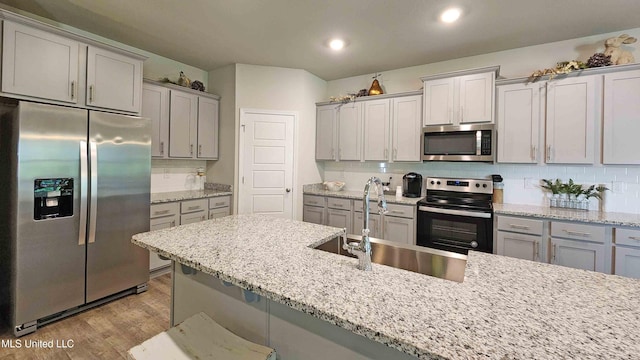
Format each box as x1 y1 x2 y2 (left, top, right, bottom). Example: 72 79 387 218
495 203 640 227
132 214 640 359
151 189 232 204
303 184 422 205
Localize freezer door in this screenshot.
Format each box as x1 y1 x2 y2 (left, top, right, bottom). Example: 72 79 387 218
12 102 87 325
86 111 151 302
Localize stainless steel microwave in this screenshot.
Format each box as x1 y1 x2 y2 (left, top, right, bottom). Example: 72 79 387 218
422 123 495 162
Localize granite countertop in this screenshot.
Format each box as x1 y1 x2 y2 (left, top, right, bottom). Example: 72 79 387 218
304 189 422 205
151 189 232 204
132 214 640 359
495 203 640 228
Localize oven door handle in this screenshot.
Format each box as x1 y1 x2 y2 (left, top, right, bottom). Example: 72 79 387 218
418 206 492 219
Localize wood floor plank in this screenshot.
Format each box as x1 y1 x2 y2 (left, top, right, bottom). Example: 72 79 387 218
0 274 171 360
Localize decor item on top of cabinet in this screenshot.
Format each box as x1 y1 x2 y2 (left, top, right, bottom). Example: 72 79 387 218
586 53 613 68
368 73 384 95
541 178 608 210
329 94 356 104
323 181 345 192
191 80 205 92
159 71 194 88
604 34 637 65
528 60 587 82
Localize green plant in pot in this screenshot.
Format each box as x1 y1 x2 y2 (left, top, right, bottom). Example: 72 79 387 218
541 179 608 210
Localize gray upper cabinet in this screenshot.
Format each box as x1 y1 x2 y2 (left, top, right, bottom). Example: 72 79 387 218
363 99 390 161
391 95 422 162
2 20 79 104
1 17 144 113
545 76 598 164
142 82 170 158
169 90 198 158
86 45 142 113
337 102 362 161
496 82 542 163
603 70 640 164
421 66 498 126
144 80 220 160
315 104 338 160
197 96 219 159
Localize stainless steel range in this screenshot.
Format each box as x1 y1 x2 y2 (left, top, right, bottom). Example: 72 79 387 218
416 177 493 254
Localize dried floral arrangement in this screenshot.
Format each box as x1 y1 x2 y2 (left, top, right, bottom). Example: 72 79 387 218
528 53 614 82
329 88 368 104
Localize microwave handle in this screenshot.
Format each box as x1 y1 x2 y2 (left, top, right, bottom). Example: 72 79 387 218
476 130 482 156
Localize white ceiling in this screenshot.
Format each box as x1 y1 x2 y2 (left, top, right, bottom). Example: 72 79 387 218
2 0 640 80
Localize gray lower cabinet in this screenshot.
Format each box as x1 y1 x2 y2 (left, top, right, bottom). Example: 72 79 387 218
382 216 413 245
495 214 612 274
613 227 640 279
495 216 544 262
303 194 416 244
149 202 180 271
209 196 231 219
180 198 208 224
303 195 326 225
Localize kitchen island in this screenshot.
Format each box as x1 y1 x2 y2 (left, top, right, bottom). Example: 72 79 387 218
132 214 640 359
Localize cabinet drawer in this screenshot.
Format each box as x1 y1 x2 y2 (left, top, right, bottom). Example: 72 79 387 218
150 202 180 219
209 207 230 220
303 195 325 207
385 203 414 219
615 228 640 247
497 216 544 235
209 196 231 209
181 199 208 214
353 200 374 213
180 211 207 225
551 221 605 243
327 197 351 210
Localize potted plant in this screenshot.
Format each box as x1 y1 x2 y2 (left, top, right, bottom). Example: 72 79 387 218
541 179 608 210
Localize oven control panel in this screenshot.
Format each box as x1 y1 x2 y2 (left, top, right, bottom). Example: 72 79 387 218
426 177 493 194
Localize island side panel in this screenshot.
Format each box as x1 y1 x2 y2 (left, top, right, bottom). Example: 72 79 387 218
171 263 270 346
171 263 419 360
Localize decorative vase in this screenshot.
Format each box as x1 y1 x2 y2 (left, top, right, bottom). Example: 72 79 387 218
368 79 383 95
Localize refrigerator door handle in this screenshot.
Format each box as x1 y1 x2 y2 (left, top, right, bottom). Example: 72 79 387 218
79 141 88 246
88 141 98 244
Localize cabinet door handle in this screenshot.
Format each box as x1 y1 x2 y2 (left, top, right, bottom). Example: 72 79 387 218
384 148 388 159
534 242 539 261
552 244 557 262
153 209 170 216
89 85 94 103
171 220 176 227
547 145 552 162
198 144 202 156
460 106 463 122
70 81 76 100
190 144 194 155
393 148 398 160
160 141 164 155
509 224 530 230
339 149 342 159
331 148 335 160
629 236 640 241
563 229 591 237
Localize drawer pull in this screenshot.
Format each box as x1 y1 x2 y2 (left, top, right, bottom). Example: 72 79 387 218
563 229 591 237
509 224 530 230
214 202 225 206
308 201 317 205
333 204 343 207
187 206 201 211
153 210 170 216
390 210 403 214
629 236 640 241
171 220 176 226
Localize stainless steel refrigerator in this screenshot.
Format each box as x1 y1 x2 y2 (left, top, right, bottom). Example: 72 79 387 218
0 101 151 336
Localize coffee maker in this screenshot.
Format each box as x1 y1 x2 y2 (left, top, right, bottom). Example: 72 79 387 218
402 172 423 198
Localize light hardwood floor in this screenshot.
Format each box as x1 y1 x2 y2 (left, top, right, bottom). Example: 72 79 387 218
0 273 171 360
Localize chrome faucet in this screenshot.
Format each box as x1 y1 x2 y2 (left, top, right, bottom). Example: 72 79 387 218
343 176 388 270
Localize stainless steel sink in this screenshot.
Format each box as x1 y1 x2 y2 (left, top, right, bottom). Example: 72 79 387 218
314 235 467 282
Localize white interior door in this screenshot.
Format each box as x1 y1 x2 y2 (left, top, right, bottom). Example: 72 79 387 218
239 109 295 218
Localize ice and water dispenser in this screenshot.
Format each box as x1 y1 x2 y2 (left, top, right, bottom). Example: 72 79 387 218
33 178 73 220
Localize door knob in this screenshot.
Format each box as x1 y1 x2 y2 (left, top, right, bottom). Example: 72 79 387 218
286 188 291 193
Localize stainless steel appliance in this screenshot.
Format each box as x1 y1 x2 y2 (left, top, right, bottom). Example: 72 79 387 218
0 101 151 336
422 123 495 162
416 177 493 254
402 172 423 198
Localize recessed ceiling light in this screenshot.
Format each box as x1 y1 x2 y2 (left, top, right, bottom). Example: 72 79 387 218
440 7 461 23
329 38 346 51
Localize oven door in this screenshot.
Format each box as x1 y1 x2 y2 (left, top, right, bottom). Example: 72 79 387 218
417 205 493 254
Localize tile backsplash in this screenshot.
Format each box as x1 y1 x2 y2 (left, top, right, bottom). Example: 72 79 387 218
323 162 640 214
151 159 208 193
